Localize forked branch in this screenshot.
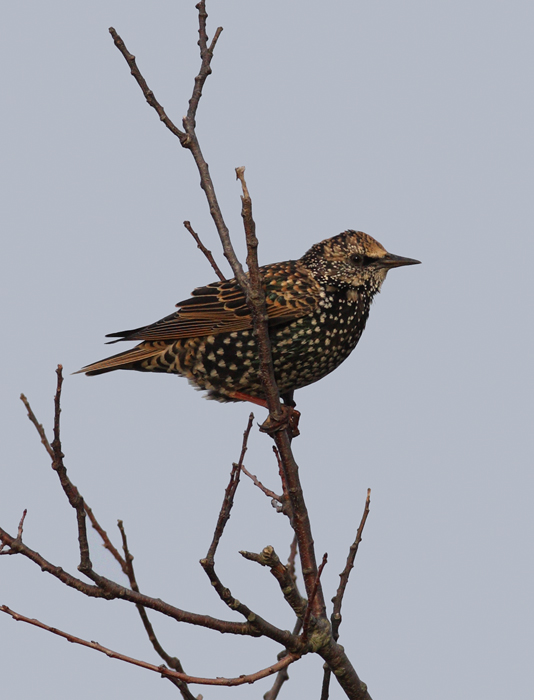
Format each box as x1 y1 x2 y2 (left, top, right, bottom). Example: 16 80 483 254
109 2 329 629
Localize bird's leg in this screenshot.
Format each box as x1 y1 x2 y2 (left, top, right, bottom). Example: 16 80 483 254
281 390 296 408
280 390 301 437
228 391 269 408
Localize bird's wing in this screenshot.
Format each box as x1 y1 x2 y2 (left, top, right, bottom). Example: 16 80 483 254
105 261 320 343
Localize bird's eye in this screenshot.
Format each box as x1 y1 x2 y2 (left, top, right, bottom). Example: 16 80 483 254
351 254 373 266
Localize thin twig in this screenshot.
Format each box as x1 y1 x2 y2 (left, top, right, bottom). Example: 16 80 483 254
331 489 372 639
110 6 246 281
16 510 27 540
53 367 91 571
320 665 332 700
85 503 128 575
20 394 54 459
183 221 226 281
205 413 252 562
23 383 195 691
108 27 186 142
186 2 223 126
240 463 282 503
0 510 27 556
22 367 93 572
118 520 177 665
263 618 303 700
200 416 298 649
0 522 257 636
0 606 298 687
321 490 372 700
180 9 247 282
21 384 127 574
9 371 294 642
117 521 196 700
271 446 293 519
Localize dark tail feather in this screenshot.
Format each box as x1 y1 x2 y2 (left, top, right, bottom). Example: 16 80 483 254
104 325 147 344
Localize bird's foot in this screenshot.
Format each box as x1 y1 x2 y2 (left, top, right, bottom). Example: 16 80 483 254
259 405 301 438
227 391 300 438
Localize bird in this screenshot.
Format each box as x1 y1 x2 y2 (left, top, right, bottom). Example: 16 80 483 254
78 230 420 408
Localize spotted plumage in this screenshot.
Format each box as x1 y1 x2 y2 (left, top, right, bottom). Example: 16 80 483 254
78 231 419 404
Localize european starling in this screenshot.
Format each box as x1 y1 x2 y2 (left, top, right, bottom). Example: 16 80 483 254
78 231 419 406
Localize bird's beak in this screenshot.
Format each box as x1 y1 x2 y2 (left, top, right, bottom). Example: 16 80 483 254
380 253 421 269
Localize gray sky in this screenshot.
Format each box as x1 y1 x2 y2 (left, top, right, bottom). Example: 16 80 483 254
1 1 533 698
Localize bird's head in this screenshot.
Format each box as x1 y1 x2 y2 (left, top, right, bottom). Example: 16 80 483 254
299 230 420 295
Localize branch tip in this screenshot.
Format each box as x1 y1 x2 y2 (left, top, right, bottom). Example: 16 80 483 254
183 220 226 281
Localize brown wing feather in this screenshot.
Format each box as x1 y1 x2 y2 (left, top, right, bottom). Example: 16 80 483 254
105 261 319 343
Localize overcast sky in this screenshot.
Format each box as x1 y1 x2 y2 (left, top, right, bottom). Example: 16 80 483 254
1 1 533 698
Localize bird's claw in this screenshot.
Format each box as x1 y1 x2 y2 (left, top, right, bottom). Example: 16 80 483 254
260 406 301 438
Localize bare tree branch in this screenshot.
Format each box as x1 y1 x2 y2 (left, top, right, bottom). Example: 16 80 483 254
321 489 372 699
52 366 93 570
20 394 53 459
0 521 258 635
200 416 301 650
187 2 223 125
0 510 27 556
240 463 282 504
21 373 197 698
19 400 126 573
301 553 328 644
205 413 252 562
9 383 264 635
332 489 372 639
0 606 298 687
108 27 186 142
86 513 197 699
21 367 92 570
117 520 198 700
110 4 246 282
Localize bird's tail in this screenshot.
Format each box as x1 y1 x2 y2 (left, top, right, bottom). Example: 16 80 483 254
75 343 165 376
